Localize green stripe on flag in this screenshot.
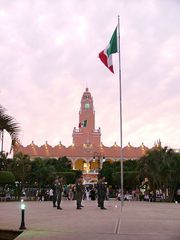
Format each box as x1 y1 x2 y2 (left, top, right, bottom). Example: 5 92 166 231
107 27 118 57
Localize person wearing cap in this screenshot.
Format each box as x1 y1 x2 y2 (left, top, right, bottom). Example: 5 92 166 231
56 177 64 210
97 175 107 210
75 176 84 209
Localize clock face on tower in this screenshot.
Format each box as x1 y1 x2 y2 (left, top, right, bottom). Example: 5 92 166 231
85 103 90 109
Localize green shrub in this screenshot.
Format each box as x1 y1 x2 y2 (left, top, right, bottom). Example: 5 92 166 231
0 171 15 185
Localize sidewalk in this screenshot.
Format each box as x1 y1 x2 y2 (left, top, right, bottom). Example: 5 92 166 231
0 200 179 240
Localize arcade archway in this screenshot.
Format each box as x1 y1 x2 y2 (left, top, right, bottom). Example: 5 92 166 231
74 159 88 172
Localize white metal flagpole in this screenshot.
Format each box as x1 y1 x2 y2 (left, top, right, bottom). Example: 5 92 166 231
117 15 124 210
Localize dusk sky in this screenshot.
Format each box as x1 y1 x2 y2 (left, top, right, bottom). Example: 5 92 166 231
1 0 180 152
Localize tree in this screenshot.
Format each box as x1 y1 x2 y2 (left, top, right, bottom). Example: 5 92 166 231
46 156 72 172
0 171 15 197
30 158 55 188
100 162 113 185
100 160 139 190
55 172 76 184
112 160 139 190
112 171 139 190
0 105 20 153
138 146 180 201
0 151 8 170
27 156 76 188
0 171 15 185
8 152 31 188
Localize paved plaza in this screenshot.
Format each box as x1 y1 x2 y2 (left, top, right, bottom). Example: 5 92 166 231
0 200 180 240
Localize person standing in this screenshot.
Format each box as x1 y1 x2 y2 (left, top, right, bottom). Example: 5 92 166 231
52 178 58 207
49 188 53 201
97 177 101 207
75 176 84 209
56 177 64 210
85 187 90 200
97 175 107 210
90 187 96 200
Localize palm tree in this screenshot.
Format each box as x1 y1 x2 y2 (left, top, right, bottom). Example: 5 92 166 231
0 151 8 170
138 146 180 202
0 105 20 153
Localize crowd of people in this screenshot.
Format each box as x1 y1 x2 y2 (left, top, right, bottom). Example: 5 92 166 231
2 176 166 204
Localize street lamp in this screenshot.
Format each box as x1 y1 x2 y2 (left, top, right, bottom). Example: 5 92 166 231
19 199 26 230
93 152 105 172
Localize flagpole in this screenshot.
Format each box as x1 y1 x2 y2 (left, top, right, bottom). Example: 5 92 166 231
118 15 124 210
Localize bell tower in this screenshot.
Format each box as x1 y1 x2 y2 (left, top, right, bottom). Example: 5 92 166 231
73 88 101 147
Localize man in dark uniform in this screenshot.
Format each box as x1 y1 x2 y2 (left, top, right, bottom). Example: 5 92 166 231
75 176 84 209
97 175 107 210
56 177 64 210
52 177 58 207
97 176 101 207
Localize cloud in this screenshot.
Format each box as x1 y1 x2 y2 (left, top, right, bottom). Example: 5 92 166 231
1 0 180 153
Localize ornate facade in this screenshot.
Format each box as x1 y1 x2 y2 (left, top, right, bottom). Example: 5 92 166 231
14 88 150 181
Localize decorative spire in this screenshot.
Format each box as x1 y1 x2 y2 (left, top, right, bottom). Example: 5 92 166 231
114 142 117 147
141 142 145 150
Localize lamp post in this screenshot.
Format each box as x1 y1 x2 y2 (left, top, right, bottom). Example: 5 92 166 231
93 152 105 172
19 199 26 230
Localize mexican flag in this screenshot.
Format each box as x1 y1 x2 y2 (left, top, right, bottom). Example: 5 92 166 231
99 27 118 73
79 120 87 128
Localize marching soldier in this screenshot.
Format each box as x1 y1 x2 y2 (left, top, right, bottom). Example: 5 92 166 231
56 177 64 210
75 176 84 209
97 175 107 210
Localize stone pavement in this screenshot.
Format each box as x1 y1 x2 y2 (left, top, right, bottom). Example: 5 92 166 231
0 200 180 240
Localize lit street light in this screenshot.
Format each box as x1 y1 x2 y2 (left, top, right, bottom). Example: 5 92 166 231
19 199 26 230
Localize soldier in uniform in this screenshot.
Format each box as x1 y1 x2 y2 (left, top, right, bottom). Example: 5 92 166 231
75 176 84 209
97 177 101 207
52 177 58 207
56 177 64 210
97 175 107 210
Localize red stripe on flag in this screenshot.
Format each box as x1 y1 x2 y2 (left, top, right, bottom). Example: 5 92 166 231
99 51 108 67
99 51 114 73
